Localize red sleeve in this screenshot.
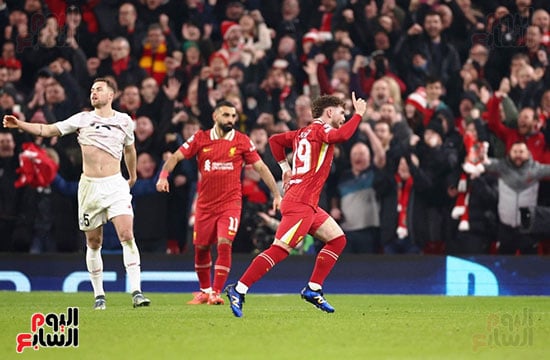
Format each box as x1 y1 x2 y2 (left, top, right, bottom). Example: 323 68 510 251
269 130 296 162
178 131 201 158
324 114 362 143
242 135 261 164
485 95 513 141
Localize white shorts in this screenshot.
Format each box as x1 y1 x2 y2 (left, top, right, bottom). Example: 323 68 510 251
77 173 133 231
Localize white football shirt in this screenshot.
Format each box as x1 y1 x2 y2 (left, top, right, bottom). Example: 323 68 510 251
55 110 135 160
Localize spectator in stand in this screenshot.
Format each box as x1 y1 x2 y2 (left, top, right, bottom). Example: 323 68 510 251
365 78 393 122
239 9 272 55
135 0 170 28
0 41 22 84
523 25 550 70
180 18 216 63
447 121 498 255
509 63 545 110
359 50 406 97
330 123 386 254
0 130 19 251
97 37 147 90
532 9 550 47
375 152 423 255
274 0 308 41
395 10 461 89
139 23 178 85
19 16 66 92
264 34 301 87
256 62 298 124
483 141 550 254
178 41 204 93
61 4 97 58
132 152 168 253
134 115 163 160
112 2 146 59
117 84 141 119
485 95 549 164
218 20 256 67
411 119 456 254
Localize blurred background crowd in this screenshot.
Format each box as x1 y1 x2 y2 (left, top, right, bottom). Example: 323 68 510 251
1 0 550 256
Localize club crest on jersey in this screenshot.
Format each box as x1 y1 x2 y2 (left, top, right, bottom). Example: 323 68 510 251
229 147 236 156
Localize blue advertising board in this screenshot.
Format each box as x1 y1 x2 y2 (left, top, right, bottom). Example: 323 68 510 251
0 254 548 296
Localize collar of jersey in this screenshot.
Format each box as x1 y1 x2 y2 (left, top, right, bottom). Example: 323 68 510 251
210 127 235 141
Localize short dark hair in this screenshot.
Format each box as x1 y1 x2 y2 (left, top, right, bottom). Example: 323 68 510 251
214 100 236 111
425 75 442 86
311 95 346 118
93 77 117 93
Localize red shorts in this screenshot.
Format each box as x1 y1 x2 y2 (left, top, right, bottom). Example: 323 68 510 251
193 208 241 246
275 200 329 248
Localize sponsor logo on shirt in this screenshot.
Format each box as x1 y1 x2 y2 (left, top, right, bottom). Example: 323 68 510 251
203 160 234 172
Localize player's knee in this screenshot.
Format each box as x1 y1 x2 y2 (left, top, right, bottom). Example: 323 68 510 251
217 237 232 246
86 235 102 249
117 228 134 243
328 234 346 250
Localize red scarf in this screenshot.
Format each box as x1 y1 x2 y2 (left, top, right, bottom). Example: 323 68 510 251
395 174 413 239
139 42 167 84
112 56 129 76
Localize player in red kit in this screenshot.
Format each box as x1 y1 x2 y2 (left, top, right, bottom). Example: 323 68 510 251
225 92 368 317
156 101 281 305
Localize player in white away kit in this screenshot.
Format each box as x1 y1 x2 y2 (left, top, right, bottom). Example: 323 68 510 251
3 78 150 309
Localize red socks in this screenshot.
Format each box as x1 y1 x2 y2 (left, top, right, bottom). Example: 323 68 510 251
239 245 289 287
213 243 232 293
194 246 212 291
309 235 346 286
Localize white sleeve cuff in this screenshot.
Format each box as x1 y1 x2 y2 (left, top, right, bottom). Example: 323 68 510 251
278 161 291 173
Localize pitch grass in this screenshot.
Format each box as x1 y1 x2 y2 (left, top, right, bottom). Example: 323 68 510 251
1 292 548 360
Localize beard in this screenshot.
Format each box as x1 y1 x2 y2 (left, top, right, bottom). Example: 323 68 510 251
221 123 234 132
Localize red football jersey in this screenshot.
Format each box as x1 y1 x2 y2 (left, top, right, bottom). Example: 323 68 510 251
269 114 362 207
179 128 260 212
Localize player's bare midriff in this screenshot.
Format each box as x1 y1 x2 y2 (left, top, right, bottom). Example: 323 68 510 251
81 144 121 177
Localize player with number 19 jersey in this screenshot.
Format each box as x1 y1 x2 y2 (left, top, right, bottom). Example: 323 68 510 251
270 115 362 208
178 128 260 214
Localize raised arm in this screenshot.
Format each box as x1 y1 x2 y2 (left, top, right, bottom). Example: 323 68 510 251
359 121 386 168
3 114 61 137
325 91 367 143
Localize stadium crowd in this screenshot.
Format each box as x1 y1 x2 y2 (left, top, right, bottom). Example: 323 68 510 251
1 0 550 256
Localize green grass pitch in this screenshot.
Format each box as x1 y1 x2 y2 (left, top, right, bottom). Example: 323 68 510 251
1 292 548 359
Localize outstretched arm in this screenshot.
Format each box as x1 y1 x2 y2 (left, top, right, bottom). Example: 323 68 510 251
3 114 61 137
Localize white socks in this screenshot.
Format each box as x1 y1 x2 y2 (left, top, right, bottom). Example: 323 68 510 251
86 246 104 298
235 282 249 294
122 239 142 294
308 282 322 291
